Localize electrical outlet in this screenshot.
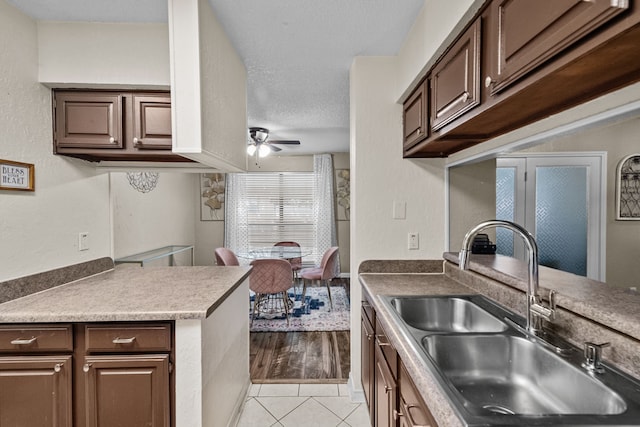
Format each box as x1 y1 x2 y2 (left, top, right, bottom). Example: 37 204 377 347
408 232 419 250
79 232 89 251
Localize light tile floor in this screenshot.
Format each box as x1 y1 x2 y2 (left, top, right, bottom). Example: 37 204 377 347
237 383 370 427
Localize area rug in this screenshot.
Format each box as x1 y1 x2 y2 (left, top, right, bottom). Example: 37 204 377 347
250 286 350 332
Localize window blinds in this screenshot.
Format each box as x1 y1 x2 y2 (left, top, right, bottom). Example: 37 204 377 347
241 172 316 254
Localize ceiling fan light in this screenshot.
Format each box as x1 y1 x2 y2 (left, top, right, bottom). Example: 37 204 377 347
247 144 256 156
258 144 271 157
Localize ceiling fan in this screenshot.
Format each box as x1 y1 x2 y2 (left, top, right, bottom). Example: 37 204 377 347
247 127 300 157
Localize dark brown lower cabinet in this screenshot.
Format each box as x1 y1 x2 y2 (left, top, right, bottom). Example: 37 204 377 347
397 361 438 427
0 355 72 427
0 322 173 427
374 342 397 427
361 303 376 424
83 355 170 427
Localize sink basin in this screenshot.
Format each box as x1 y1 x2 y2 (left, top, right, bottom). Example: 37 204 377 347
422 334 627 416
389 296 508 333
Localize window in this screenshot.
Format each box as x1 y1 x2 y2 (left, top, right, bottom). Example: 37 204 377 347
235 172 316 264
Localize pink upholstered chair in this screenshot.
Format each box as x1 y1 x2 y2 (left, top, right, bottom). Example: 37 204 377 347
272 241 302 277
214 247 239 266
250 258 294 325
299 247 339 310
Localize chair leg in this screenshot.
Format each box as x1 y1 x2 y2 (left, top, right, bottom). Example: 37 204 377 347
325 279 333 311
301 279 308 302
251 292 261 326
282 291 290 326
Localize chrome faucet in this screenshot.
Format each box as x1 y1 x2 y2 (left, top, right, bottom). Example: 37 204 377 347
459 220 555 333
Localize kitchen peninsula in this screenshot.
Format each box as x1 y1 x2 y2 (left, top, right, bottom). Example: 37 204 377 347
0 261 251 427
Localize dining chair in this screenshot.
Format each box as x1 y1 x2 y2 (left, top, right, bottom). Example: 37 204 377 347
250 258 294 325
214 247 240 266
272 241 303 278
299 246 339 311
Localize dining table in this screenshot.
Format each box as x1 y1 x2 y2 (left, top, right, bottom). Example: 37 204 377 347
237 246 312 260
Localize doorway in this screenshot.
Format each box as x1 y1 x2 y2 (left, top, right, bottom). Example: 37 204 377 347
496 153 606 280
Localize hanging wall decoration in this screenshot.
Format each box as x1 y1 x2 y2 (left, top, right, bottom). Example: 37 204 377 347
0 159 35 192
616 154 640 220
126 172 159 193
201 173 226 220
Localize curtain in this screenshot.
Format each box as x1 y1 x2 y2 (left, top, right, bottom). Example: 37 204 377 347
224 173 249 264
313 154 339 273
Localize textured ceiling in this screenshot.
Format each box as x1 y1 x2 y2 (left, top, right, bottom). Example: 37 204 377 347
8 0 424 154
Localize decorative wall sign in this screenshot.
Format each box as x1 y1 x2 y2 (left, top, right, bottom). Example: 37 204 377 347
616 154 640 220
201 173 226 220
335 169 350 221
0 159 34 191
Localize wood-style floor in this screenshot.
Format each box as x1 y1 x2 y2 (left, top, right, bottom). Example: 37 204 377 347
250 331 351 383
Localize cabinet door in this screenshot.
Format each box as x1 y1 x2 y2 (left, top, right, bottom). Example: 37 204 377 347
0 355 72 427
361 307 375 422
83 354 170 427
55 93 123 149
132 95 173 150
398 361 437 427
374 343 397 427
489 0 628 94
430 19 481 131
403 80 428 150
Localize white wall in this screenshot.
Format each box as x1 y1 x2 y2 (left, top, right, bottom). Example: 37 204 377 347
0 1 111 281
38 22 170 88
349 57 447 395
111 172 197 260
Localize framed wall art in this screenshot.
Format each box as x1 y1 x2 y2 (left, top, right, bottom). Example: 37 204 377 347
201 173 226 221
335 169 350 221
0 159 35 192
616 154 640 220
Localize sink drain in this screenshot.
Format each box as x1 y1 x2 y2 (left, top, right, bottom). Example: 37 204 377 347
483 404 516 415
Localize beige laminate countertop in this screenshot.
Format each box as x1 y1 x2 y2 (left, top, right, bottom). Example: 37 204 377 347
360 272 474 427
0 265 251 323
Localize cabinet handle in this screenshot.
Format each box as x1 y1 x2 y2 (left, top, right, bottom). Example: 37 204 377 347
376 335 391 347
54 363 63 373
112 337 136 344
109 136 116 144
133 137 140 146
484 76 495 88
394 409 403 420
403 402 432 427
83 363 92 373
10 337 37 345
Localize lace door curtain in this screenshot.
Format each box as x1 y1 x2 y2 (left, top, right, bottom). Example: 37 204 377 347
313 154 339 273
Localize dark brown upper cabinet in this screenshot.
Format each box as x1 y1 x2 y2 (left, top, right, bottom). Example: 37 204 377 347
403 0 640 159
488 0 629 95
132 95 173 150
430 19 481 131
54 90 185 163
402 79 429 151
55 92 123 149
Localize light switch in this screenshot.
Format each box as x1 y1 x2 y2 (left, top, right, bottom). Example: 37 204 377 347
408 232 419 250
393 201 406 219
79 232 89 251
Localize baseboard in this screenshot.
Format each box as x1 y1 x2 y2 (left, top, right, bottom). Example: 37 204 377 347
347 372 366 403
226 378 252 427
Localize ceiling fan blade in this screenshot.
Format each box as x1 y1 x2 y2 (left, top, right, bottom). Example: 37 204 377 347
268 144 283 152
269 140 301 145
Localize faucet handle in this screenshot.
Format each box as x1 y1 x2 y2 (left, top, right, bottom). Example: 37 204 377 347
582 341 610 373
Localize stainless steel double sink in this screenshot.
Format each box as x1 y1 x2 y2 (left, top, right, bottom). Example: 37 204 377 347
379 295 640 426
